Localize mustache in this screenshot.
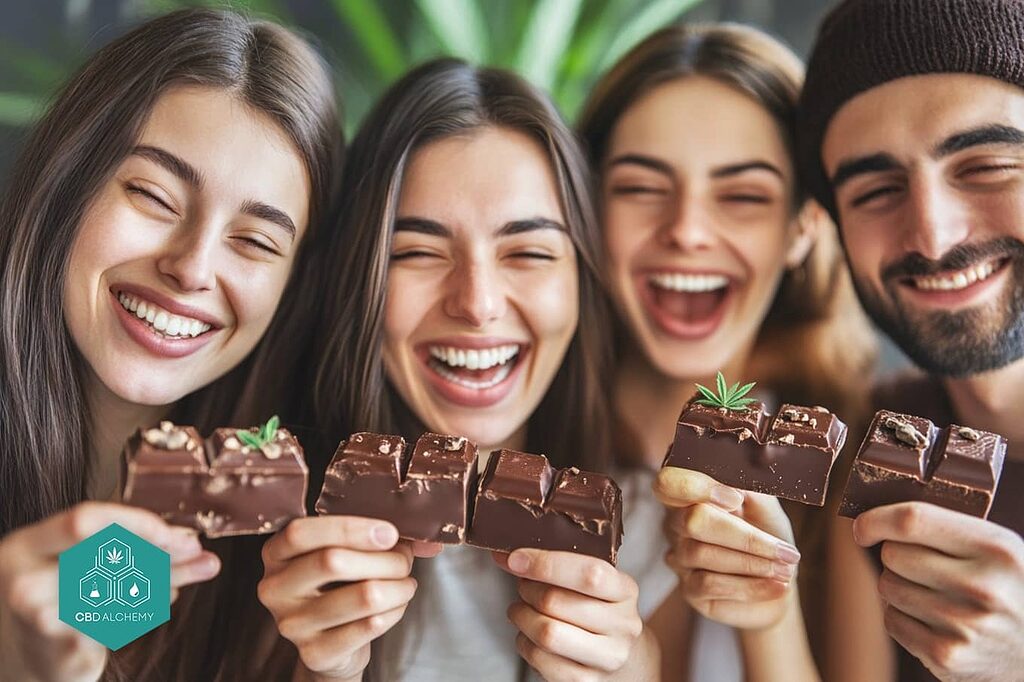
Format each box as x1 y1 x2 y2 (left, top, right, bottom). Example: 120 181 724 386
881 237 1024 281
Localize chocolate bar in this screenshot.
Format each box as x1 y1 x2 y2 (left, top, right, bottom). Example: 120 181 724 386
838 410 1007 519
315 432 479 544
122 418 308 538
662 400 847 505
467 449 623 564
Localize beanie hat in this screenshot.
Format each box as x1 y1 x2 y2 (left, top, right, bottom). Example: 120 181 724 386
798 0 1024 219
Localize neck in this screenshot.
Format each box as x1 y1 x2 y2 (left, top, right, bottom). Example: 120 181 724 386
943 356 1024 462
84 372 169 501
614 346 749 469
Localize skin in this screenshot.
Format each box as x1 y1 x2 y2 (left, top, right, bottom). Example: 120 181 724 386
260 127 651 682
0 85 313 682
822 73 1024 682
602 76 819 680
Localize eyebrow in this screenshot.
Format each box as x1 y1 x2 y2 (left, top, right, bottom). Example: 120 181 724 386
131 145 204 188
393 216 567 237
132 145 296 239
830 123 1024 191
606 153 674 177
710 160 784 180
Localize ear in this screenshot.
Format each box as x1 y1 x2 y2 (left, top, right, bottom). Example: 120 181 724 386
785 199 827 269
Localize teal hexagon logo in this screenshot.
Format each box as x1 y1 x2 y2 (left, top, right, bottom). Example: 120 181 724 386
59 523 170 650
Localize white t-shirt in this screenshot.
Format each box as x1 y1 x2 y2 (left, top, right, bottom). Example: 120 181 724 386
371 468 742 681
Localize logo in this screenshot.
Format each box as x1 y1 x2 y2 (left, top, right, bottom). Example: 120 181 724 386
59 523 170 650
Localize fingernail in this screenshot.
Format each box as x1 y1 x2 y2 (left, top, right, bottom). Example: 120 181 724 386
371 524 398 548
197 554 220 577
776 542 801 564
508 551 531 574
772 562 797 581
710 485 744 509
169 528 201 555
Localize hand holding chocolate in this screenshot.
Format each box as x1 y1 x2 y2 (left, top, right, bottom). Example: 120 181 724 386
122 416 309 538
839 410 1007 519
661 373 847 506
315 433 623 564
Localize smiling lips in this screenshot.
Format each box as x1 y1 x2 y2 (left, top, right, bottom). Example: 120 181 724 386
898 257 1008 308
420 341 525 407
640 270 732 339
113 288 219 358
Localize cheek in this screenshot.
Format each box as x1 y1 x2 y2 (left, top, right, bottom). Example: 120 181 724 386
603 205 652 272
519 265 579 342
382 269 436 352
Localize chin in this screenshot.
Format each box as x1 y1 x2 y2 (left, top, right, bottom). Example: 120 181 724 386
439 414 523 451
101 371 200 408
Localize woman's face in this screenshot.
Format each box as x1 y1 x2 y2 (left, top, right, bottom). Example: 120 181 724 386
383 126 579 449
602 75 807 379
64 85 310 406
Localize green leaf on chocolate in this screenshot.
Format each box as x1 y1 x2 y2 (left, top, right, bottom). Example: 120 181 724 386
236 430 263 449
694 372 757 411
237 415 282 450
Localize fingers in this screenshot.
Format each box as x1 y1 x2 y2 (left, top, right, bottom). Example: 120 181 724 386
515 632 598 682
667 503 801 564
170 551 221 589
496 550 637 603
879 541 968 593
260 545 413 604
262 517 400 570
877 569 979 634
294 603 409 675
683 570 789 603
409 541 443 559
5 503 202 569
276 578 418 640
516 579 642 639
853 502 1014 558
882 603 958 674
655 468 744 511
667 539 798 582
508 603 630 673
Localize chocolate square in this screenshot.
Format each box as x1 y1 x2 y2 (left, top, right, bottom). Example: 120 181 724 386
839 411 1007 519
315 432 479 544
122 421 206 528
467 450 622 564
662 399 846 505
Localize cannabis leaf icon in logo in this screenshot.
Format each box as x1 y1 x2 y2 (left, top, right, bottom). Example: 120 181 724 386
105 547 123 565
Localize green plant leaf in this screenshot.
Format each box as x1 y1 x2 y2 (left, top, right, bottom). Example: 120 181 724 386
731 381 756 402
695 384 719 404
263 415 280 443
330 0 407 81
415 0 490 63
715 372 727 401
515 0 583 90
237 431 263 449
598 0 702 73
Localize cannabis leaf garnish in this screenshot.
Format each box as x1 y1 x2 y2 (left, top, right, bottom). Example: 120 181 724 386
694 372 757 411
237 415 280 450
106 548 123 564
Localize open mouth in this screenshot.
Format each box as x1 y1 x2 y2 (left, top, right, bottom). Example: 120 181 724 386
640 271 732 339
425 343 522 390
116 290 214 340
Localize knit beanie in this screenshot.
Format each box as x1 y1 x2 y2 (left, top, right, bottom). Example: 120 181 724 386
798 0 1024 219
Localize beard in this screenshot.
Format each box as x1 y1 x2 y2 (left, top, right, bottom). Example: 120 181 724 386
850 237 1024 377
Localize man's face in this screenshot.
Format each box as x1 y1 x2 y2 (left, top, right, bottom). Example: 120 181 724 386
822 73 1024 377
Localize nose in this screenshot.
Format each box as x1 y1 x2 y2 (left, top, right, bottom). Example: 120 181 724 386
902 174 971 261
442 259 507 327
658 191 715 252
156 222 218 292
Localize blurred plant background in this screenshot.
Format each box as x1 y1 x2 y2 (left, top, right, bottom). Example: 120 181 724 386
0 0 835 177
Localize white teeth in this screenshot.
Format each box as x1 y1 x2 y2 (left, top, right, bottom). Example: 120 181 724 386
913 261 999 291
648 272 729 293
431 358 515 390
428 344 521 370
115 292 214 339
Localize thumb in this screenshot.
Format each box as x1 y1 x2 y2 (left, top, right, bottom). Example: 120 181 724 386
655 467 744 511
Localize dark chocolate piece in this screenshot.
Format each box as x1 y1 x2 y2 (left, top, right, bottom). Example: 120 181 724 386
315 432 479 544
838 410 1007 519
467 450 623 564
662 400 847 505
122 421 309 538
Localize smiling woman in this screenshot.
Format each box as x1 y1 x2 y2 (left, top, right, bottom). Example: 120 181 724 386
0 8 341 681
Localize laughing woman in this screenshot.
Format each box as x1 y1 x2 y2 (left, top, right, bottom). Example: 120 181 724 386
577 23 877 680
0 9 340 681
255 59 657 681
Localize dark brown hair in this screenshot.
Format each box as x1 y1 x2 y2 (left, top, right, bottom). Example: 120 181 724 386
0 8 341 679
577 22 876 417
307 57 615 474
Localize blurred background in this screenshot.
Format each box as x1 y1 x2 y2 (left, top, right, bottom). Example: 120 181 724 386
0 0 907 369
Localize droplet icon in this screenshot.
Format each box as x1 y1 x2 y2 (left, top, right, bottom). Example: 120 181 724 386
89 581 100 598
129 582 139 597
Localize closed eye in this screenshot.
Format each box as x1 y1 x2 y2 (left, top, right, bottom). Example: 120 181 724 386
391 250 441 261
851 185 902 207
233 236 280 255
507 251 555 261
126 183 176 214
721 194 771 204
960 163 1021 177
611 185 669 196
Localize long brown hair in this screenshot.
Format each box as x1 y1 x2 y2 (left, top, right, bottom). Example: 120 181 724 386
576 22 877 668
0 8 342 680
305 57 615 475
577 22 876 418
